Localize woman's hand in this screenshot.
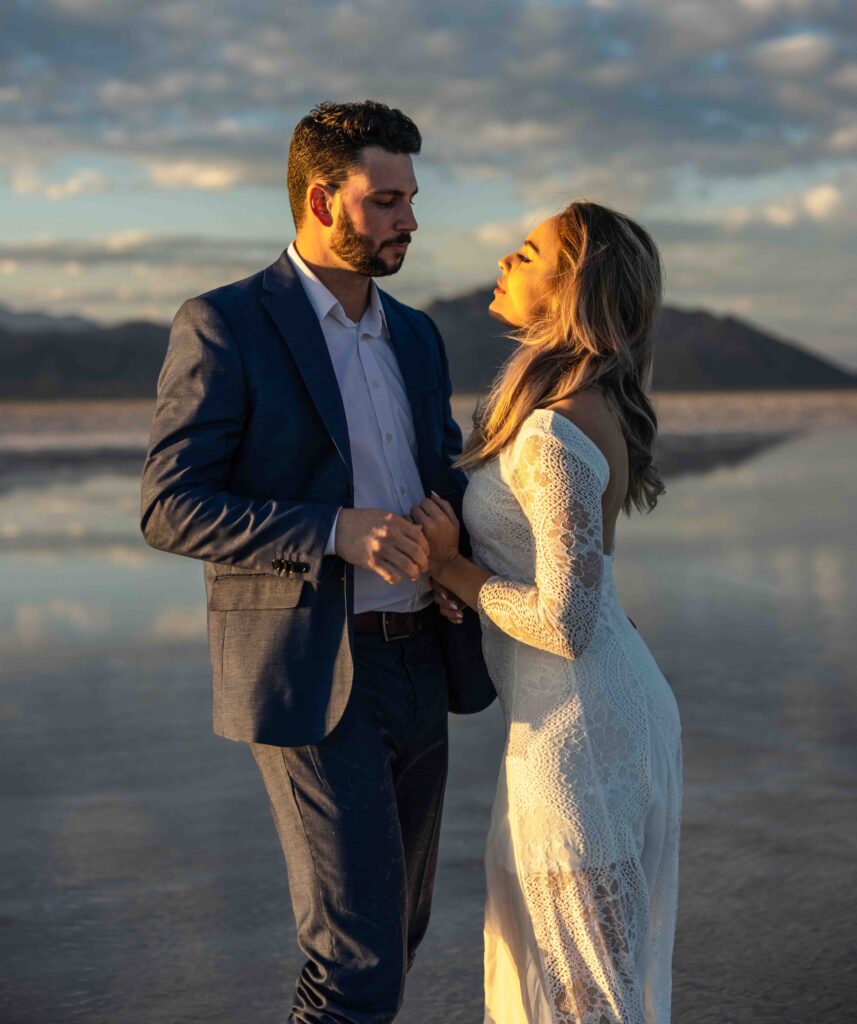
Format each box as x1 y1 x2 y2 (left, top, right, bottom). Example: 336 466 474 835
430 577 465 625
410 491 460 578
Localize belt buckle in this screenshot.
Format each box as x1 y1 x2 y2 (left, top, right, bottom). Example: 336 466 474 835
381 611 411 642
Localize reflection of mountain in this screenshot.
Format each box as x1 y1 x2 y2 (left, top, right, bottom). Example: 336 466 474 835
0 421 798 490
0 294 854 398
654 432 792 481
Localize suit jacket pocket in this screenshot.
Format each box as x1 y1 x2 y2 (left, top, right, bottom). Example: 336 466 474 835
209 574 304 610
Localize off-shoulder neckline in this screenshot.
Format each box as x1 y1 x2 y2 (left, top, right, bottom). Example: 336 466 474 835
527 407 612 482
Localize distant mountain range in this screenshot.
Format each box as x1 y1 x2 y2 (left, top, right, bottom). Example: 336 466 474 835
0 294 853 400
426 289 857 393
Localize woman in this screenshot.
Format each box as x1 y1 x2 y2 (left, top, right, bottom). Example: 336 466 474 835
412 201 682 1023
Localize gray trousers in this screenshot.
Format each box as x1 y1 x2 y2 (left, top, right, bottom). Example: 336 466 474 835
252 620 449 1024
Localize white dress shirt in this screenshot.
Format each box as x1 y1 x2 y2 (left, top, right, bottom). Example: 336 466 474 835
287 242 433 614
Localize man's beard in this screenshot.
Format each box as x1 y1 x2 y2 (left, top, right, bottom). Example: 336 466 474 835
330 206 410 277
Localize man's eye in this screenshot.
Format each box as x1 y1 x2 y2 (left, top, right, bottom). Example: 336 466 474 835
375 199 395 207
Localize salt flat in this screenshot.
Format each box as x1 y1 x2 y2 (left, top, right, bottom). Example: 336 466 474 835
0 410 855 1023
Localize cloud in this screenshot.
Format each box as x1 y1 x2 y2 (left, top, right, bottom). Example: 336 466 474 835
1 0 856 368
146 160 244 190
0 231 280 268
750 31 838 76
12 166 115 199
2 0 855 194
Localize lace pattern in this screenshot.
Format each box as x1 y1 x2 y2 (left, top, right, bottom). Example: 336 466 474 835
477 414 608 660
463 410 682 1024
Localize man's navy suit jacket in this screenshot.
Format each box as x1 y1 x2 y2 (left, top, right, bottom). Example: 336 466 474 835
140 249 496 746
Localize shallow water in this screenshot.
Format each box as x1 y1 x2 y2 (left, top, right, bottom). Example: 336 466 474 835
1 421 856 1023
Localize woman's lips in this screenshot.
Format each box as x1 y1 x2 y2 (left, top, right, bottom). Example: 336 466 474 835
494 282 506 294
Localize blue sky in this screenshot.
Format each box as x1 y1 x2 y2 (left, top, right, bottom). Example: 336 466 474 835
1 0 855 368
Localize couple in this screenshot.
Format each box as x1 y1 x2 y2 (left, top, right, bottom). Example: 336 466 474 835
140 100 682 1024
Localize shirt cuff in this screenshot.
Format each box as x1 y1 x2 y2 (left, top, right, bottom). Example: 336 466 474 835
324 506 342 557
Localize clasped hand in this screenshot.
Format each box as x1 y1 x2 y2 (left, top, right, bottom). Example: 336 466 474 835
334 494 463 623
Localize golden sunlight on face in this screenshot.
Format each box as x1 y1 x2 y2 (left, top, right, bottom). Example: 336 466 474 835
488 216 561 331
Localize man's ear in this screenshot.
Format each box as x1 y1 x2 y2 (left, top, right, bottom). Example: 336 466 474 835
308 185 334 228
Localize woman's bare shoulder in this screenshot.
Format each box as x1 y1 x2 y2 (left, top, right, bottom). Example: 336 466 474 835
543 391 613 443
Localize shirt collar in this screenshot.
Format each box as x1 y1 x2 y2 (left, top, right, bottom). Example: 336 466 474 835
287 240 387 338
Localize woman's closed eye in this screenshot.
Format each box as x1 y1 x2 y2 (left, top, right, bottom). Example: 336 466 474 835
516 251 531 263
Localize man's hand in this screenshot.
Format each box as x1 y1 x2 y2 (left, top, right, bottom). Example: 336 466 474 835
335 508 430 586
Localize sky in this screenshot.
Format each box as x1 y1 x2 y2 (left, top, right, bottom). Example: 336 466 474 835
1 0 856 369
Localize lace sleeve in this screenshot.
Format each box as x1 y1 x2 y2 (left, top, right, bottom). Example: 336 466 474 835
477 426 605 659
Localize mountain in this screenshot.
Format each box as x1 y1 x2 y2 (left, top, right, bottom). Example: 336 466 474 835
426 289 857 393
0 321 169 399
0 291 853 399
0 302 96 335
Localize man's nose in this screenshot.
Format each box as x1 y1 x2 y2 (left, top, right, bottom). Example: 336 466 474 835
399 208 418 233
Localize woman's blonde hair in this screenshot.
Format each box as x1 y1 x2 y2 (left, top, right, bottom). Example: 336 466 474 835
456 200 665 515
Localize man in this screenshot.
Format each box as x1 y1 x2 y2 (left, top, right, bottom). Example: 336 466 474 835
140 100 494 1023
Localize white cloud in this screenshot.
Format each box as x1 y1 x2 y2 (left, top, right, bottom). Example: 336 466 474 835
830 63 857 92
103 229 154 252
750 31 838 76
12 166 114 200
147 160 244 190
828 116 857 153
802 183 841 220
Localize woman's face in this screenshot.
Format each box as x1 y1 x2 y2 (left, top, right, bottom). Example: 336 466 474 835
488 216 562 330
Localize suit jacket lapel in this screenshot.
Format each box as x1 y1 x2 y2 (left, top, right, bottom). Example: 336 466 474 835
261 252 353 478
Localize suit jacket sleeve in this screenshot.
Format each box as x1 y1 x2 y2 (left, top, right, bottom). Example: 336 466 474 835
140 296 339 581
422 312 496 713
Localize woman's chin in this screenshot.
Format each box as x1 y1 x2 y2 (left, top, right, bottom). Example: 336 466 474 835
488 301 513 327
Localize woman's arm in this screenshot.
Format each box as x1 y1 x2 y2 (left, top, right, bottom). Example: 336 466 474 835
415 424 606 660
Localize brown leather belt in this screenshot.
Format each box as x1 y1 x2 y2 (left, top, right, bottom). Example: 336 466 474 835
352 605 435 641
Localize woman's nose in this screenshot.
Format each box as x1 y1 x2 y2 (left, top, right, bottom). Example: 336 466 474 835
498 254 511 271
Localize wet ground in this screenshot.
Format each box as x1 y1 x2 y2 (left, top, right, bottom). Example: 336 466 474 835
1 405 856 1023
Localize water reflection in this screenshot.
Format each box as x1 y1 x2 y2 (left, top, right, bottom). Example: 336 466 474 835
0 426 855 1023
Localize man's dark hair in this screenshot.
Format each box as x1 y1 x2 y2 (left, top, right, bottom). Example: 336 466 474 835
287 100 422 228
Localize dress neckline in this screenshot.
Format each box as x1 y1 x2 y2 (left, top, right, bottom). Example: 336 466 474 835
530 408 612 484
515 409 616 560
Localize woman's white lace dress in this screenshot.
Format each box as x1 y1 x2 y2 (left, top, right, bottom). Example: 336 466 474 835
462 409 682 1024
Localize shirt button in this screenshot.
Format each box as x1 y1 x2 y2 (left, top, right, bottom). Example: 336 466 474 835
386 432 393 442
372 380 380 388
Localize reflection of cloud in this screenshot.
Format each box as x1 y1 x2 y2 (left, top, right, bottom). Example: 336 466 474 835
149 605 206 640
105 544 155 568
13 599 112 647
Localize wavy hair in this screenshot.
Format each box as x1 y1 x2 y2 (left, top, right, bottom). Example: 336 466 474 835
455 201 665 515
